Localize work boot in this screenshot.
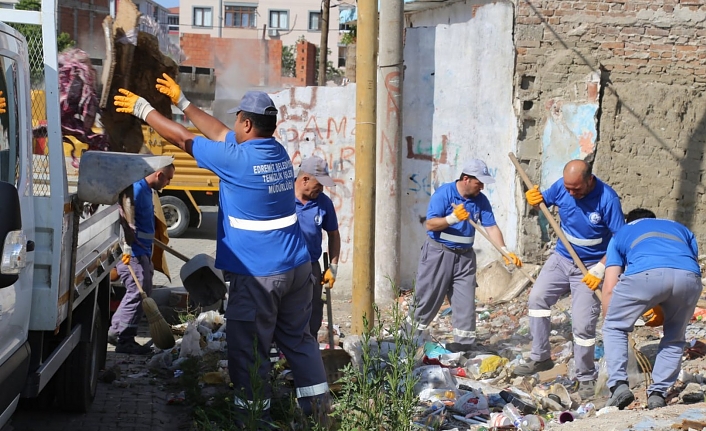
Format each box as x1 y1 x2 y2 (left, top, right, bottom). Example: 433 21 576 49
647 392 666 410
512 358 555 376
606 381 634 409
107 331 119 346
115 339 152 355
578 379 597 400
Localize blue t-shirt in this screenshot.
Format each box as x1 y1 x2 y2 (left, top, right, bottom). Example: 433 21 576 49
543 176 625 263
606 218 700 276
192 132 310 276
296 193 338 262
131 178 154 257
426 181 496 249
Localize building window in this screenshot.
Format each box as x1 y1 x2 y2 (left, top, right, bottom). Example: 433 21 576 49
225 6 257 28
168 15 179 32
338 46 346 68
193 7 212 27
269 10 288 30
308 11 321 31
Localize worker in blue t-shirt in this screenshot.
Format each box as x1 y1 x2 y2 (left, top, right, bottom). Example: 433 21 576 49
114 80 330 425
513 159 625 401
406 159 522 352
294 156 340 340
110 164 175 355
603 208 701 411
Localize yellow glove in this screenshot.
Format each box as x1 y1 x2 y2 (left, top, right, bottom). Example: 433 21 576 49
323 263 338 289
446 203 470 225
121 244 132 265
0 90 6 114
501 247 522 267
156 73 191 111
643 306 664 327
114 88 155 121
582 262 605 291
525 185 544 206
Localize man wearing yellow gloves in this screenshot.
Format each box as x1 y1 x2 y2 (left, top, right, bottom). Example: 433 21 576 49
603 208 701 410
407 159 521 352
513 159 625 401
294 156 341 339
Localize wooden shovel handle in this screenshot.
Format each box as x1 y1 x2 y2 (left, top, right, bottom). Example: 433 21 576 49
154 238 191 263
466 218 536 284
508 152 589 276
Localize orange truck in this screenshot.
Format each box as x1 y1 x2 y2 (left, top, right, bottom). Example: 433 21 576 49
63 125 219 237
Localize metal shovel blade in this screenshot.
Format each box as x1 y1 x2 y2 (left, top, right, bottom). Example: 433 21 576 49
179 253 227 307
77 152 174 204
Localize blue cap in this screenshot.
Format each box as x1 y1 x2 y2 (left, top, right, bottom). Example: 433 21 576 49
226 91 278 116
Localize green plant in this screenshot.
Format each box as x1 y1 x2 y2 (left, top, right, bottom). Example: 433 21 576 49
281 44 296 78
340 25 357 46
332 288 419 431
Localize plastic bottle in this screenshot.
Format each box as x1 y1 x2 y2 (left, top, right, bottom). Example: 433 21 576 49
520 414 545 430
502 403 524 428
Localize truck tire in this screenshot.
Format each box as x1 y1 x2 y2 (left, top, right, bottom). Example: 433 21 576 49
55 305 104 412
160 195 190 238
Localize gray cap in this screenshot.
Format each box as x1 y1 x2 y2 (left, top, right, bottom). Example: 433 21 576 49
226 91 278 116
299 156 335 187
462 159 495 184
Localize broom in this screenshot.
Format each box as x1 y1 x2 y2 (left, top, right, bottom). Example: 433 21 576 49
127 264 176 349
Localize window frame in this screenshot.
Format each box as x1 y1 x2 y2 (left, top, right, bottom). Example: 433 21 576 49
308 10 321 31
224 5 257 29
192 6 213 28
268 9 289 30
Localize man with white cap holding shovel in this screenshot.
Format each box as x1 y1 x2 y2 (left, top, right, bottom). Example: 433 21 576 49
294 156 341 339
114 80 330 425
407 159 522 352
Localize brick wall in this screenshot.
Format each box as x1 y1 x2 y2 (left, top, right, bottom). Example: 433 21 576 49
181 34 316 89
514 0 706 259
58 0 110 58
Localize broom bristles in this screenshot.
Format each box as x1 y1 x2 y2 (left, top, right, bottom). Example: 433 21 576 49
142 296 176 349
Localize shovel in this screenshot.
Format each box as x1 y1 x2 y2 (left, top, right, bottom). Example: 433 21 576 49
319 252 351 391
153 239 227 308
322 252 335 349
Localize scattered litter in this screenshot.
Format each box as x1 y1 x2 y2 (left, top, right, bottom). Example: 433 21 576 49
167 391 186 405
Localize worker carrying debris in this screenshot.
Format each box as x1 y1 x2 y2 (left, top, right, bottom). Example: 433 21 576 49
110 164 175 354
406 159 521 352
113 77 330 426
294 155 341 339
513 159 625 401
603 208 702 410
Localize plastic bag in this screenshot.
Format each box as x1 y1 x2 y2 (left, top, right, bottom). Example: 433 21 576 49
413 365 456 395
179 322 203 358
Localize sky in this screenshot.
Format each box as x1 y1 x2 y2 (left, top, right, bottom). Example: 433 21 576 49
154 0 178 9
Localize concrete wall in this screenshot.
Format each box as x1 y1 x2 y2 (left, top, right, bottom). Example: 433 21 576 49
401 1 518 289
268 1 517 295
514 0 706 260
271 86 357 289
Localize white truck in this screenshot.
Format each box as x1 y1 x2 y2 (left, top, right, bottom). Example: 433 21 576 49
0 3 171 428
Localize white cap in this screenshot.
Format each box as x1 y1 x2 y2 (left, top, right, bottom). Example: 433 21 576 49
462 159 495 184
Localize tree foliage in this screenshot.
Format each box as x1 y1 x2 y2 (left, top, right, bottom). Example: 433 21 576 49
10 0 75 84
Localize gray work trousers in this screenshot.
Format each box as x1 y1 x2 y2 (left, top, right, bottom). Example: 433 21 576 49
309 261 324 339
528 252 601 381
110 255 153 343
409 237 477 343
604 268 701 395
224 262 329 415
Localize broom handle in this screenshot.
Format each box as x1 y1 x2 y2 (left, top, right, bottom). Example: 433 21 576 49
127 264 148 300
466 218 536 284
154 238 191 263
508 152 603 302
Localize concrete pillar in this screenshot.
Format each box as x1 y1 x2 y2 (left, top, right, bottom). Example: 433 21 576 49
374 0 403 304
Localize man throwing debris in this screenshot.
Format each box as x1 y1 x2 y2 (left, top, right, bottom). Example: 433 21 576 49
110 164 175 354
603 208 701 410
294 156 341 339
114 78 329 423
513 160 625 400
407 159 521 351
